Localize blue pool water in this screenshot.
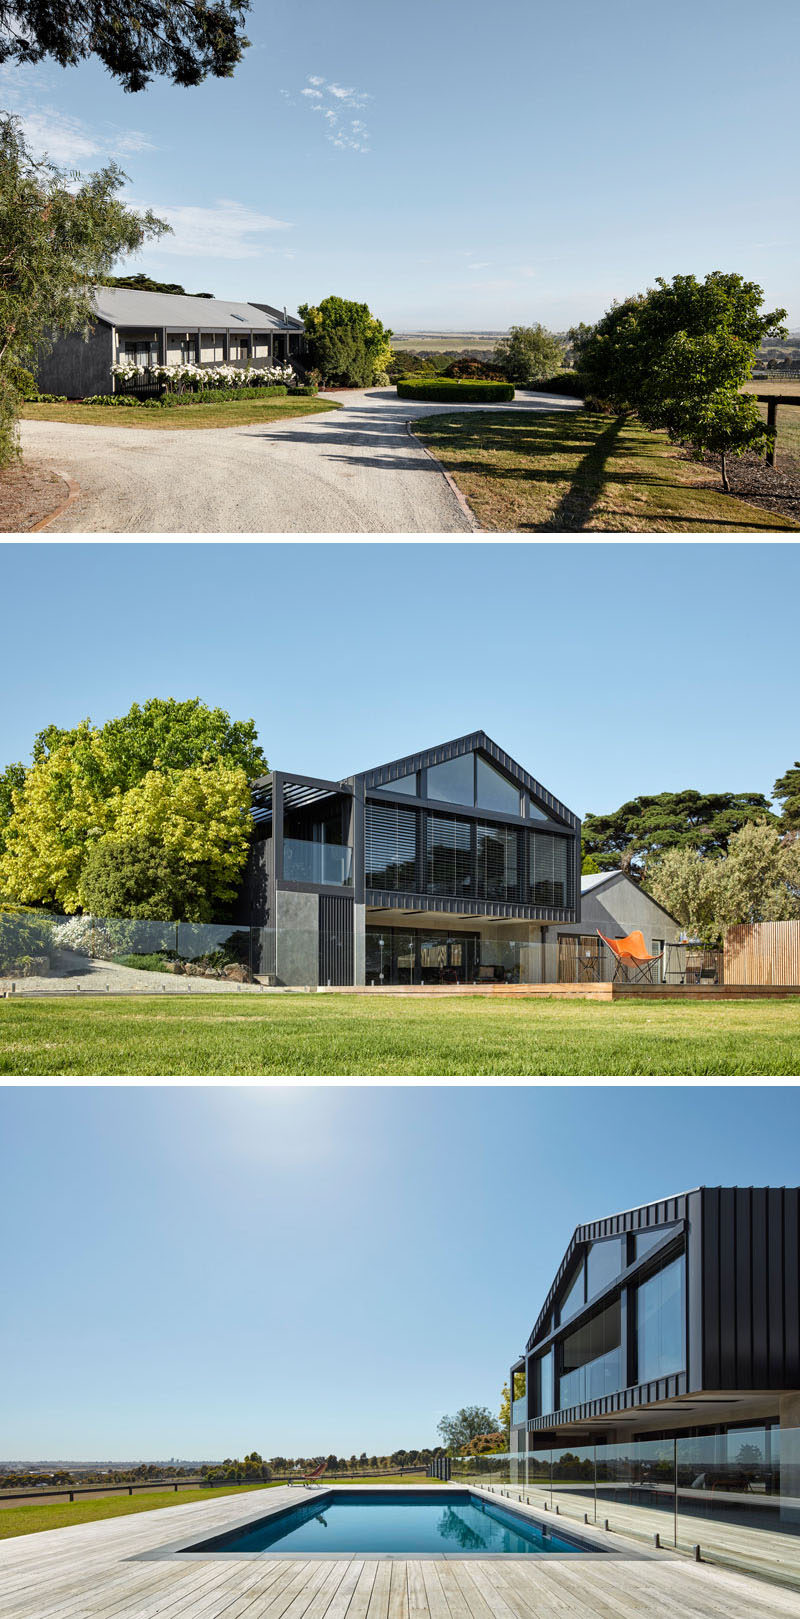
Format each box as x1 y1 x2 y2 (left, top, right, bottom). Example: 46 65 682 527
187 1490 587 1556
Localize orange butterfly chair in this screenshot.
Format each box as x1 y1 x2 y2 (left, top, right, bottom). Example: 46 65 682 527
597 930 664 984
300 1460 328 1489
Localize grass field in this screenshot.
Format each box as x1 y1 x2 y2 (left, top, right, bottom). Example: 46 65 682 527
0 1483 273 1541
392 333 503 353
2 994 799 1075
21 397 339 431
413 410 799 532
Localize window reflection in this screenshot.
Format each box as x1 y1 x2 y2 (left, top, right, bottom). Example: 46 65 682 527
636 1255 685 1383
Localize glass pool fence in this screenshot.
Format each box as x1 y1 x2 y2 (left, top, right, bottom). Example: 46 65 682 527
452 1429 800 1589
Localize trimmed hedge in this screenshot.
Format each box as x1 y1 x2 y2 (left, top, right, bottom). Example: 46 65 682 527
26 393 68 403
534 372 587 396
140 385 289 408
396 378 514 403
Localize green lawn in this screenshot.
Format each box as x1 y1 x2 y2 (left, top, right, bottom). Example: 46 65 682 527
413 410 799 532
0 1483 272 1541
22 397 340 431
2 994 799 1075
743 381 800 464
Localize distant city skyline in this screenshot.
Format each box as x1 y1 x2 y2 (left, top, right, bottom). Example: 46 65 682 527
1 0 798 327
2 1086 799 1456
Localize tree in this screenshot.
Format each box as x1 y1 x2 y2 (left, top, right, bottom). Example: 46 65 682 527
436 1405 498 1457
103 273 214 297
0 761 25 856
774 761 800 831
498 1382 511 1440
581 789 773 880
581 851 601 875
493 324 564 386
79 828 223 922
579 272 787 489
647 821 800 942
565 322 595 369
0 116 168 467
0 1 250 91
0 698 265 915
299 295 393 387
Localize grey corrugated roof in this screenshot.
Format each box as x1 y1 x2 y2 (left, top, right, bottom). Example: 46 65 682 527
92 287 293 331
580 871 621 893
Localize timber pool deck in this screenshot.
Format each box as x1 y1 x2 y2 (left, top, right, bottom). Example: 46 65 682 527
1 1484 797 1619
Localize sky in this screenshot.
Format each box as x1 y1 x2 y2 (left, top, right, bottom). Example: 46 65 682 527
1 542 798 818
2 1083 798 1460
2 0 798 329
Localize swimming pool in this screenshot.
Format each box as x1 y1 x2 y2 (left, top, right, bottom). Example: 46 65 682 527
180 1490 593 1558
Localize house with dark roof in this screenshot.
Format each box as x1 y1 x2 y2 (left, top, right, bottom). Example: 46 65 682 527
35 286 305 397
238 730 582 987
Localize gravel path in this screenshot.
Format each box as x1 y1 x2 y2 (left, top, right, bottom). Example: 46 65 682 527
20 387 581 535
1 950 265 997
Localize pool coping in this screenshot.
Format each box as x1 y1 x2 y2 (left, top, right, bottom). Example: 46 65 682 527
129 1484 673 1564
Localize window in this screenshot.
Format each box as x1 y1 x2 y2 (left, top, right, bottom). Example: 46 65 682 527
229 335 251 362
530 832 572 907
123 337 157 367
426 814 472 897
365 801 417 892
636 1255 685 1384
586 1237 624 1298
534 1349 554 1418
200 332 225 362
559 1261 585 1323
476 756 520 816
476 823 518 901
385 771 418 795
527 795 552 822
426 752 475 805
560 1300 622 1409
634 1224 677 1260
167 333 197 363
252 333 271 358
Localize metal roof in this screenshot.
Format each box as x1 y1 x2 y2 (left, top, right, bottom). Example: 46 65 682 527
91 286 295 331
580 871 617 892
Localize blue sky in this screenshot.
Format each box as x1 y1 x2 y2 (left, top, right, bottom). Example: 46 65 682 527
1 542 798 818
2 0 798 329
1 1085 798 1458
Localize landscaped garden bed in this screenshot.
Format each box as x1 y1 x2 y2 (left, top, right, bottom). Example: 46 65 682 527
0 462 69 530
396 378 515 403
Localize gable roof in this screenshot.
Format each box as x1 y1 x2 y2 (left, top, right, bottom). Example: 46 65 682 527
91 286 295 331
359 730 579 828
579 868 680 923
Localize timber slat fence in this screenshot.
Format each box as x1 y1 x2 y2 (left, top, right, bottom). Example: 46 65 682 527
724 920 800 985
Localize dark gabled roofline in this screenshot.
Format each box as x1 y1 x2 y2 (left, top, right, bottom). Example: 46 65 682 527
581 869 681 926
358 730 579 829
525 1188 696 1352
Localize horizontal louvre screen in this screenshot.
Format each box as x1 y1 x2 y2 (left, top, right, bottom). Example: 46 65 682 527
530 831 573 908
427 813 473 898
365 801 417 891
476 823 518 901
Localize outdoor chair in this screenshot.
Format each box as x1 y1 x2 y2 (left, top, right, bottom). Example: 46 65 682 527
597 930 665 985
298 1461 328 1489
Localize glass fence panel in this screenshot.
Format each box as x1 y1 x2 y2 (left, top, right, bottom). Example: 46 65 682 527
283 840 353 886
512 1397 526 1425
595 1438 677 1538
676 1428 799 1572
550 1446 596 1518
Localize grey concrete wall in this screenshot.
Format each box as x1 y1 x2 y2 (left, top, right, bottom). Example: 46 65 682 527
36 324 114 397
275 888 318 987
560 876 681 951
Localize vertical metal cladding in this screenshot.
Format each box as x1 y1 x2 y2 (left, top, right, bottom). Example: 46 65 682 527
700 1186 800 1390
319 894 354 986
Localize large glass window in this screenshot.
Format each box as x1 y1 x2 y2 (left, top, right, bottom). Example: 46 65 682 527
476 756 520 815
634 1224 677 1260
200 332 225 362
534 1349 554 1418
386 771 418 795
426 814 472 897
476 823 518 900
530 832 573 907
586 1237 625 1298
559 1300 622 1409
426 753 475 805
365 801 417 891
636 1255 685 1384
559 1261 585 1323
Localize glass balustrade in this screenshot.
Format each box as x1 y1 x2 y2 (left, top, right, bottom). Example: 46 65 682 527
282 840 353 886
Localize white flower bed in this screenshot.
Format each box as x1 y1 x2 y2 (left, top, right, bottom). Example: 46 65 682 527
111 362 296 391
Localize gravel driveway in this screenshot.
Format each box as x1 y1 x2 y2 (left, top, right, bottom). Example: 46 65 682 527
20 387 581 535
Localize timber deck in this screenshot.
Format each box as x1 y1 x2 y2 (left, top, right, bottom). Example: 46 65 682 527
1 1484 797 1619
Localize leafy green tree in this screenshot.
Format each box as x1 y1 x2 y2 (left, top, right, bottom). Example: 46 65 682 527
498 1382 511 1441
493 324 564 385
0 698 265 914
0 116 168 467
0 761 25 856
0 0 250 90
648 821 800 942
102 273 214 296
581 789 773 880
299 296 393 387
774 761 800 830
436 1405 498 1456
581 851 601 875
579 272 787 488
566 322 595 368
79 831 221 921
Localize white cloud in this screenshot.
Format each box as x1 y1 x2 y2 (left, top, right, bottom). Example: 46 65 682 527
127 198 293 260
298 74 372 151
0 64 155 167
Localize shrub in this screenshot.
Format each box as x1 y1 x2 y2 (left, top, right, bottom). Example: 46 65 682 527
534 371 587 396
372 370 391 387
287 383 318 396
25 392 68 403
7 363 35 398
0 909 54 973
0 373 20 468
442 358 505 381
396 378 515 402
138 386 288 408
82 394 143 406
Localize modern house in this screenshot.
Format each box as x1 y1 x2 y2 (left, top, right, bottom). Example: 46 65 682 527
35 287 305 397
560 871 682 982
509 1186 800 1497
239 730 582 987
